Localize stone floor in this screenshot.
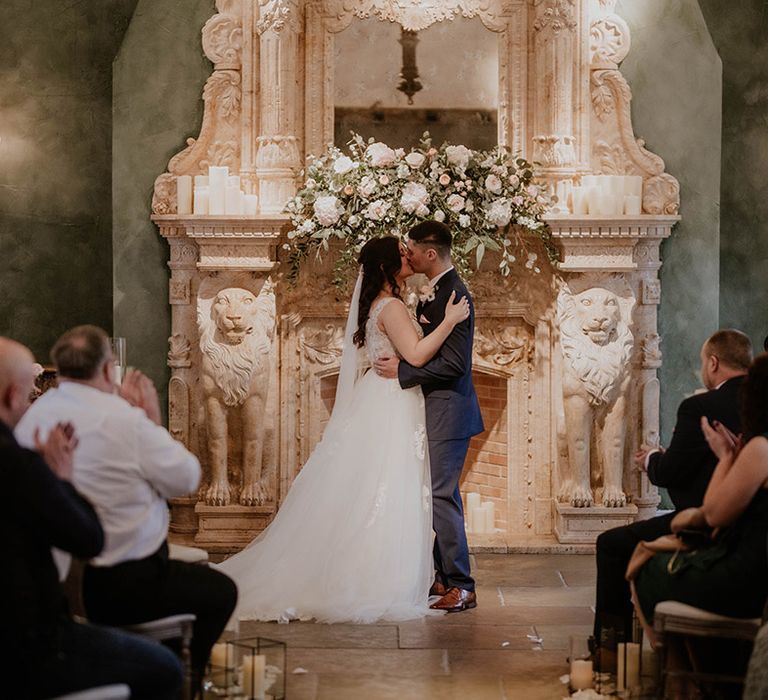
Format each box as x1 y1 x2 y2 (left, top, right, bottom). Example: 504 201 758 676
235 553 597 699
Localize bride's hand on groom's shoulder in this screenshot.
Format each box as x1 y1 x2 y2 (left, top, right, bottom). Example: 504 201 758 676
444 291 469 327
374 356 399 378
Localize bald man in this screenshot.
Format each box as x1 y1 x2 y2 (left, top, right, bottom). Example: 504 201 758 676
0 338 183 700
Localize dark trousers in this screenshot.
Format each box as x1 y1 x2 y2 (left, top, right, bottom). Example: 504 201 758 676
594 512 675 642
83 541 237 681
429 438 475 591
14 618 183 700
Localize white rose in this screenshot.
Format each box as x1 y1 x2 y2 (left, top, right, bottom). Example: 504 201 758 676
396 163 410 179
446 194 465 213
298 219 316 234
405 152 426 169
458 214 471 228
365 199 392 221
485 198 513 227
416 204 430 217
358 176 376 198
434 209 446 222
508 174 520 188
348 214 360 227
400 182 429 214
305 178 317 189
485 174 503 194
365 142 396 167
333 155 355 175
313 195 341 227
527 184 539 197
445 145 472 171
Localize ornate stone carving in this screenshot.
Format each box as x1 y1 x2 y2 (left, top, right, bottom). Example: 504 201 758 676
643 173 681 216
641 278 661 305
641 333 662 369
169 277 191 305
198 278 276 506
257 0 300 34
202 10 243 67
475 326 533 367
168 377 190 446
590 14 630 66
168 333 192 368
300 324 344 365
533 0 576 33
556 284 634 508
642 377 661 448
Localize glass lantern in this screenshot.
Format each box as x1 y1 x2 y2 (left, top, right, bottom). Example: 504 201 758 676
205 636 286 699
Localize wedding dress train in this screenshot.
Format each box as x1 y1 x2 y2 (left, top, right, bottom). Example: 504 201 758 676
216 297 433 624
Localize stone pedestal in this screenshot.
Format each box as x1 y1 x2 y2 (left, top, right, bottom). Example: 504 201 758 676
554 503 637 544
194 504 275 554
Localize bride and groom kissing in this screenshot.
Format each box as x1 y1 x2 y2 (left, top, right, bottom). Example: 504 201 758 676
218 220 485 623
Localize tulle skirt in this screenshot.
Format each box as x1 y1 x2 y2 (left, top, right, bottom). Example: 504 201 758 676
216 370 434 624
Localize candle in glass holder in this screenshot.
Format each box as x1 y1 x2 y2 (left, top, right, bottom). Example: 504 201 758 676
193 186 209 215
209 643 232 686
242 654 266 699
570 659 593 690
176 175 192 215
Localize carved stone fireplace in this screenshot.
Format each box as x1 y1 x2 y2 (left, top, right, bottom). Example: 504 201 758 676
152 0 680 553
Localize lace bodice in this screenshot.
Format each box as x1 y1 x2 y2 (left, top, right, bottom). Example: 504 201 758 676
366 297 422 364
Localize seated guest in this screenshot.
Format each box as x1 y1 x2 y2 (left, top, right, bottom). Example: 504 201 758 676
16 325 238 690
0 337 183 699
593 329 752 645
633 352 768 640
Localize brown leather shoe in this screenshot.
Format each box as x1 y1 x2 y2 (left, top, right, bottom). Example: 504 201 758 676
429 581 448 597
429 587 477 612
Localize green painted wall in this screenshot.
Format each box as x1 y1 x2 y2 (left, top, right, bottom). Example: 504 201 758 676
698 0 768 354
617 1 722 443
0 0 136 363
112 0 214 405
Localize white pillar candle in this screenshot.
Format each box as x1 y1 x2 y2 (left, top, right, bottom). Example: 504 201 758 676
225 184 243 215
482 501 495 533
466 492 481 512
569 659 593 690
243 193 259 216
176 175 192 215
208 166 228 215
209 643 232 686
471 506 486 534
596 190 614 216
610 175 626 215
617 642 626 690
624 194 642 216
581 174 599 189
228 174 241 190
571 186 589 215
586 186 600 215
624 174 643 199
242 654 266 699
193 186 209 215
626 642 641 688
194 174 209 188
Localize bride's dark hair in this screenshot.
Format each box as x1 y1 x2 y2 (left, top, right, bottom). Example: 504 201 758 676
353 236 403 347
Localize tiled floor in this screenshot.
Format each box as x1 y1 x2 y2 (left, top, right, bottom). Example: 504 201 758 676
237 553 596 699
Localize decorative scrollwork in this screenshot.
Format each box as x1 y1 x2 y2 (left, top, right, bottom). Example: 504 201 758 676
590 14 630 66
533 0 576 33
643 173 680 215
202 12 243 66
475 327 533 367
168 334 192 368
300 324 344 364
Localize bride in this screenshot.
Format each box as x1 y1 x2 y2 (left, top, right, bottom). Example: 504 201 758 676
217 235 468 624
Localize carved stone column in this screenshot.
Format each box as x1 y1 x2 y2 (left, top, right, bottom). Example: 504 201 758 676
255 0 303 214
531 0 590 212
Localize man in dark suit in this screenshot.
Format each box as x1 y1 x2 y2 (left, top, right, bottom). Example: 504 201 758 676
0 337 183 699
593 329 752 647
374 221 484 612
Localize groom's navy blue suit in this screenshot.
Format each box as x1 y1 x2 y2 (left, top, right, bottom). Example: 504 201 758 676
398 268 484 591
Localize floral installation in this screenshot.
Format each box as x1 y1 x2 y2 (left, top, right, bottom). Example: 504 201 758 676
284 133 556 287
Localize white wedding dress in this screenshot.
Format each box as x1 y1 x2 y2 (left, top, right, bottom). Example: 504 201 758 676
217 297 434 624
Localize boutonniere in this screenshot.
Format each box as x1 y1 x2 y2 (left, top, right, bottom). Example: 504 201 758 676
418 284 437 304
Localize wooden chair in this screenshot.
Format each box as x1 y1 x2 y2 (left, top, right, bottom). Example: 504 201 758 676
653 601 761 697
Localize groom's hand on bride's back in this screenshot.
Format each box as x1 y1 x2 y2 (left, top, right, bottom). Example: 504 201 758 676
374 356 399 379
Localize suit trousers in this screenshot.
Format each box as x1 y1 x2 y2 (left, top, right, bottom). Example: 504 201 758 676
429 438 475 591
83 541 237 681
593 512 675 642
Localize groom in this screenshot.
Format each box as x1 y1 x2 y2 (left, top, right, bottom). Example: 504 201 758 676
375 221 484 612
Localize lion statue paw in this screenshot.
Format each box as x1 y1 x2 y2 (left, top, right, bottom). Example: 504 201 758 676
558 480 594 508
204 479 231 506
240 479 270 506
601 485 627 508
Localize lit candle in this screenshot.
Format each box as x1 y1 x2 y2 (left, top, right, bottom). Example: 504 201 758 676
569 659 593 690
243 194 259 216
193 186 209 215
617 642 626 690
209 643 232 686
176 175 192 215
626 642 641 689
471 506 486 534
208 165 228 215
624 194 642 216
242 654 266 699
482 501 495 533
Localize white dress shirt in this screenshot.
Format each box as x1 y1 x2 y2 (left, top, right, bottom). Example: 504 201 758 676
429 265 454 288
16 382 200 567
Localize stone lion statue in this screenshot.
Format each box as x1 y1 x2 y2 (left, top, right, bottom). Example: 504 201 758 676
557 285 634 508
198 278 276 506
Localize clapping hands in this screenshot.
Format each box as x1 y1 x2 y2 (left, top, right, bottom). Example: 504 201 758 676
119 368 162 425
35 422 78 481
701 416 742 460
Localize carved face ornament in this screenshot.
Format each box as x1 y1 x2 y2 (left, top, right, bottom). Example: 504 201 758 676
575 289 621 345
213 289 257 345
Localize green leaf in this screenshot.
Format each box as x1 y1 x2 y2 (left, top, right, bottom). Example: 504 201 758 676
476 242 485 268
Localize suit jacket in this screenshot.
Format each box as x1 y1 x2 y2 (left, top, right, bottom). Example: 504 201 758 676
398 268 484 440
647 375 744 511
0 421 104 657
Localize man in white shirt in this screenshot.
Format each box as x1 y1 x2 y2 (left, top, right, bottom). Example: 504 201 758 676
16 325 237 690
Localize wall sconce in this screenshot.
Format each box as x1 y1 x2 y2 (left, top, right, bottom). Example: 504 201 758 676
397 28 423 105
